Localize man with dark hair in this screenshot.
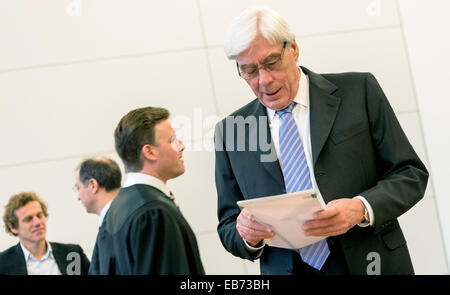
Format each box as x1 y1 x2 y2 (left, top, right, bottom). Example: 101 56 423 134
89 106 205 275
75 156 121 222
75 157 121 275
0 192 90 275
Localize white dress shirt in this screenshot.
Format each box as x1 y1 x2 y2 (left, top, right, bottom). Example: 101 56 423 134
245 68 374 251
123 172 173 199
99 200 112 227
20 241 61 275
266 68 324 205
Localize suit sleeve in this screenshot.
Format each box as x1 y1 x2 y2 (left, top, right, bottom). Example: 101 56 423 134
88 241 99 275
360 73 429 232
214 122 262 261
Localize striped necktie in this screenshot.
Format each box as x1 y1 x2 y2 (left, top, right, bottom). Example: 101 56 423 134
276 102 330 270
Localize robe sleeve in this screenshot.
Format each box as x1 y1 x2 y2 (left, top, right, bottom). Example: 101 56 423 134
78 245 91 275
127 206 196 274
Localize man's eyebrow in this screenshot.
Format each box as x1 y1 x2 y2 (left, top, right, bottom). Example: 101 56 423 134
261 53 281 63
239 53 281 68
21 211 43 221
22 215 32 222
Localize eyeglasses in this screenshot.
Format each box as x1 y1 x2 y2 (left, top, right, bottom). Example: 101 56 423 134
170 134 184 152
72 184 79 192
236 41 287 80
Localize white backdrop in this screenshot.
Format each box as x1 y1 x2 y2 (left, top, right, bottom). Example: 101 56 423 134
0 0 448 274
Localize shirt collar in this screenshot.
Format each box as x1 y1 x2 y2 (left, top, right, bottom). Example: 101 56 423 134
99 200 112 227
20 241 53 261
266 67 310 122
123 172 172 198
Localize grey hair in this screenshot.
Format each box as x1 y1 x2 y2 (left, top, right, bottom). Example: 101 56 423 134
224 7 295 60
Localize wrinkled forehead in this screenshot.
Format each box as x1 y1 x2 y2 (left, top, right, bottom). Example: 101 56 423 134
237 37 283 64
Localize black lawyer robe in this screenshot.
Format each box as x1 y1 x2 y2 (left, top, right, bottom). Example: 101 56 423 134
89 184 205 275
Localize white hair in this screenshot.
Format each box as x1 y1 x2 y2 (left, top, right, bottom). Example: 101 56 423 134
224 7 295 60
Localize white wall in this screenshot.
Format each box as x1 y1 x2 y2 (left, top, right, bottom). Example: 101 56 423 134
398 0 450 271
0 0 447 274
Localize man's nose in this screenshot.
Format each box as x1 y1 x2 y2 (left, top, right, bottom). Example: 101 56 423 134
179 139 185 152
258 68 273 86
32 216 42 226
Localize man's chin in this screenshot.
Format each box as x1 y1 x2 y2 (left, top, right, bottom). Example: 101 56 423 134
259 97 290 111
31 234 46 243
172 167 185 179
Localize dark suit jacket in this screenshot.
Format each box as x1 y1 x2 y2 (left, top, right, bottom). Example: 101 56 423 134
215 67 429 275
0 242 90 275
89 184 205 275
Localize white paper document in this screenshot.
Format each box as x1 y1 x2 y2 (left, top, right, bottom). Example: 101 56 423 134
237 189 328 249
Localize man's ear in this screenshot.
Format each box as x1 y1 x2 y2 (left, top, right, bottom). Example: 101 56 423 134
142 144 157 161
89 178 100 194
8 223 18 235
290 40 300 60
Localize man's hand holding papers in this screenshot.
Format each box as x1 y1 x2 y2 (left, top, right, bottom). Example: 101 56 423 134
237 189 327 249
302 198 367 237
236 208 275 247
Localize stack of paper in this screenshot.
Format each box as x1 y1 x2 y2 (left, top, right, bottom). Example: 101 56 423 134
237 189 328 249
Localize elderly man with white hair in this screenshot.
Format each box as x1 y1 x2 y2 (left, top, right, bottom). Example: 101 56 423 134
214 7 428 275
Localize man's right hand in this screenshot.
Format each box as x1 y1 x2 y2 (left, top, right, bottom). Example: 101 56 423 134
236 208 275 247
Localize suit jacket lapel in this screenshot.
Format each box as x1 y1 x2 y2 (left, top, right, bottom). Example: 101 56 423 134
302 67 341 167
51 242 67 275
14 242 28 274
241 67 340 188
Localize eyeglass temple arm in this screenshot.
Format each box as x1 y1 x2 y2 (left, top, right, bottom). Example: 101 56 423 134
235 61 241 77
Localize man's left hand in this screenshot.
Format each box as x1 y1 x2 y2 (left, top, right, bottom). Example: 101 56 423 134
302 198 365 237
